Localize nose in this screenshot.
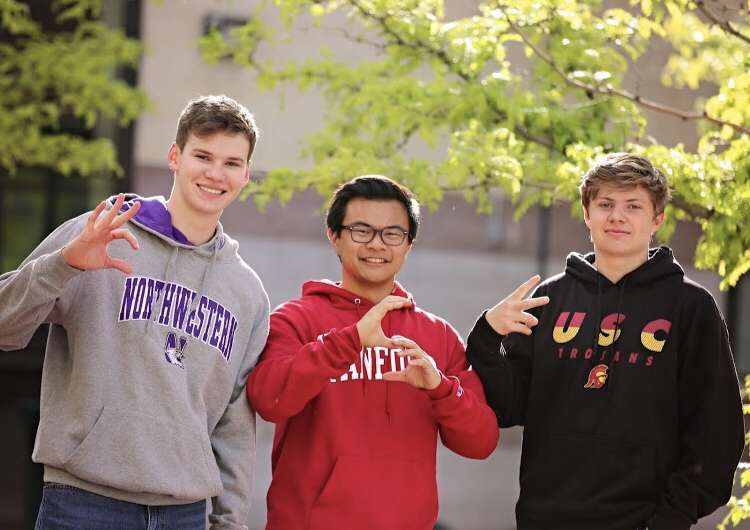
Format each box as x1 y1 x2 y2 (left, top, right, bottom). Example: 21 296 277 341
365 231 388 249
204 161 223 181
608 204 626 222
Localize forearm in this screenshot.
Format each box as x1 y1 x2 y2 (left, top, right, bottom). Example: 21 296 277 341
0 249 80 350
466 313 529 427
209 392 254 530
432 372 499 458
247 324 361 422
648 301 746 529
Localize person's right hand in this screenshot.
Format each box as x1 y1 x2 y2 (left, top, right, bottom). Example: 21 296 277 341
356 295 412 348
62 194 141 274
485 275 550 336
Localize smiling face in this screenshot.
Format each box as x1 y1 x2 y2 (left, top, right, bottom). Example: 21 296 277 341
328 198 412 302
167 131 250 233
584 183 665 268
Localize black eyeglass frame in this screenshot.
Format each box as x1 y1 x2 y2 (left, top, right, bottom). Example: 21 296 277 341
341 223 409 246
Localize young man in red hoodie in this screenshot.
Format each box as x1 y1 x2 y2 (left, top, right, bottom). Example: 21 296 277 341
247 175 499 530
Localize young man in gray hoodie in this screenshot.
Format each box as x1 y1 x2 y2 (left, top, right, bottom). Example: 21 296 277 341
0 95 270 530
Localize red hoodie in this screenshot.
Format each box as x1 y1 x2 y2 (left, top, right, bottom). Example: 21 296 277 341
247 280 499 530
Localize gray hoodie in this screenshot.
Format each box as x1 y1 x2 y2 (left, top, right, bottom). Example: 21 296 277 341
0 195 269 530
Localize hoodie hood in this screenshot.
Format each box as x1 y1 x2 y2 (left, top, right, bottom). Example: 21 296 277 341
110 194 237 260
108 194 243 341
301 279 415 310
565 246 684 288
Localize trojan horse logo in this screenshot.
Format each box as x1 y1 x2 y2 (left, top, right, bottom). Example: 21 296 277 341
164 331 187 369
584 364 609 389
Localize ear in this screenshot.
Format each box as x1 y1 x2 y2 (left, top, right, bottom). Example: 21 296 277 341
404 241 414 259
327 228 343 260
167 143 179 171
327 227 340 249
652 211 665 233
582 204 592 229
243 163 251 184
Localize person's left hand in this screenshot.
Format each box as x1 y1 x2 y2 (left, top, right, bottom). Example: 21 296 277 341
383 336 441 390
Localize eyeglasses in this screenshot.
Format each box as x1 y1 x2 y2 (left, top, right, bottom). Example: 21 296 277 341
342 223 409 246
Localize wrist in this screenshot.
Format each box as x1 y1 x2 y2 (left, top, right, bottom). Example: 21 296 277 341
484 308 507 335
355 321 366 346
425 370 442 390
61 245 85 271
424 374 453 399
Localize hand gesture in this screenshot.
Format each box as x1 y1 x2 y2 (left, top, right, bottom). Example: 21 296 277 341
62 194 141 274
485 275 550 336
383 336 441 390
356 295 412 348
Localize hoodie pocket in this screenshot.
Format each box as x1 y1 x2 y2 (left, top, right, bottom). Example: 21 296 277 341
62 407 220 500
520 432 656 518
308 455 436 530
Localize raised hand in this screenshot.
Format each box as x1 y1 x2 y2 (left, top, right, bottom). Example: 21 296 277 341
485 275 550 336
62 194 141 274
383 336 441 390
356 295 412 348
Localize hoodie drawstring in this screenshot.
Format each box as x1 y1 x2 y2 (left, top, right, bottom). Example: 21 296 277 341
384 309 393 424
188 239 220 319
591 276 627 435
353 298 367 399
145 246 179 335
602 278 628 419
144 238 220 337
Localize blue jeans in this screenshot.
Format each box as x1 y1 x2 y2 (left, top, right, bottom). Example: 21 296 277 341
35 483 207 530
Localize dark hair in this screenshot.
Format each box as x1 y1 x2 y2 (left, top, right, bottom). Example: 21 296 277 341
326 175 421 243
580 152 671 214
175 95 259 161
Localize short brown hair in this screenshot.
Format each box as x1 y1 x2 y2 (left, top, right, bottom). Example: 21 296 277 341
580 153 671 214
175 95 259 161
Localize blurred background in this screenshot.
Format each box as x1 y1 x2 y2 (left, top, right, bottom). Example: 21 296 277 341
1 1 748 529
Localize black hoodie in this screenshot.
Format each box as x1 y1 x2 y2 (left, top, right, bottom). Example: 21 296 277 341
467 246 744 530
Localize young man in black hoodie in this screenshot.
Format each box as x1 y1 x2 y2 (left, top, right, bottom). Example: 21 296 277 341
467 153 745 530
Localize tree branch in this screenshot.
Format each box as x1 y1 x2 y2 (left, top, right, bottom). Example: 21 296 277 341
671 193 714 220
307 24 387 50
348 0 557 152
503 11 750 136
696 0 750 45
440 178 714 221
348 0 471 81
439 177 556 194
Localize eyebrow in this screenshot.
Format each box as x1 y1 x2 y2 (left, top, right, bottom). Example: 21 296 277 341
348 221 408 230
597 195 644 202
191 148 245 163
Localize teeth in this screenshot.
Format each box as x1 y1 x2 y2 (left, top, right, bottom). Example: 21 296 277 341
198 184 223 195
364 258 386 263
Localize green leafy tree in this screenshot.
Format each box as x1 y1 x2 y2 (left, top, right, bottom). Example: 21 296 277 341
201 0 749 292
721 374 750 529
0 0 148 177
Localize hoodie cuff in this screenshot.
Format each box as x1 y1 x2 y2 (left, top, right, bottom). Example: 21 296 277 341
646 504 692 530
320 323 362 367
39 248 85 287
425 374 458 400
472 311 504 345
209 523 248 530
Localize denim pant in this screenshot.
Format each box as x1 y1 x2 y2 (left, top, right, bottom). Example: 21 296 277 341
35 483 207 530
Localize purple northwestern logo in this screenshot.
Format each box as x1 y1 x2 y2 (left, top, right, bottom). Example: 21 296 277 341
119 276 238 363
165 331 187 369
